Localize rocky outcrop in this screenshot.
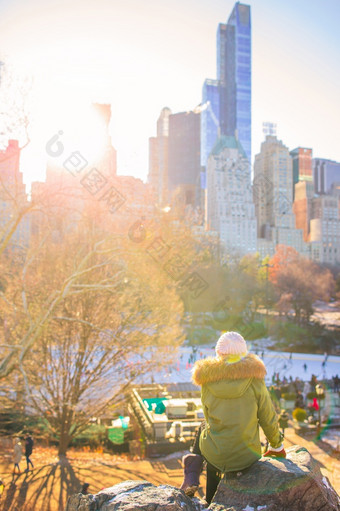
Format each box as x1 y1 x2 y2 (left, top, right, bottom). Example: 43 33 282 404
66 446 339 511
211 445 340 511
66 480 205 511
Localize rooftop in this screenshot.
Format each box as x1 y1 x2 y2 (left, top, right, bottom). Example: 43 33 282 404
210 135 247 160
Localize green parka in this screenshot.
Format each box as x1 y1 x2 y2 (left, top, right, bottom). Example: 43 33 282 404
192 353 283 473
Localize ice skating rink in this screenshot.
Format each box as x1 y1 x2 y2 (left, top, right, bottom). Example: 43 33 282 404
148 345 340 385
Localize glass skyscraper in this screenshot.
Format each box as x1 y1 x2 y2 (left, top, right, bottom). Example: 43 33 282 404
201 79 220 167
201 2 251 169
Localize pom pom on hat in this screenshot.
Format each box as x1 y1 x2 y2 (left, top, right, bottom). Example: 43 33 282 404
215 331 248 358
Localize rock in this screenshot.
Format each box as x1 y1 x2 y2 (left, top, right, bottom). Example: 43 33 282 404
210 445 340 511
66 446 339 511
65 480 202 511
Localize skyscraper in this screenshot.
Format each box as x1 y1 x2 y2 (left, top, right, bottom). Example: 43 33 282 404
290 147 313 199
293 180 314 242
201 79 220 168
205 135 256 255
148 107 171 205
201 2 251 169
253 135 305 257
168 110 201 206
309 193 340 265
0 140 30 248
218 3 251 163
313 158 340 195
92 103 117 177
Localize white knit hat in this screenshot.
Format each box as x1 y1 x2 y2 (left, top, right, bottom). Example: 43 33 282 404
215 331 248 357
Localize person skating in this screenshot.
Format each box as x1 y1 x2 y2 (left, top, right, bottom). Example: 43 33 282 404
180 332 285 504
24 434 34 472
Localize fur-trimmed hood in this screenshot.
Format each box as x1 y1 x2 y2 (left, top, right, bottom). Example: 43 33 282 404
192 353 266 387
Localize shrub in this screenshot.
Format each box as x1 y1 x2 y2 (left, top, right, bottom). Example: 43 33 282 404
292 408 307 422
187 325 217 345
0 412 51 441
282 393 296 401
307 391 325 400
71 424 107 449
211 314 243 331
269 321 309 343
280 385 290 394
239 321 266 340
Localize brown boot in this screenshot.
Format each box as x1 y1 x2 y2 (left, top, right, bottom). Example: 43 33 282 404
180 453 204 497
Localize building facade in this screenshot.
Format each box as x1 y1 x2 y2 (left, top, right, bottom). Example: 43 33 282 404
293 180 314 242
309 193 340 265
200 79 220 168
205 135 256 255
313 158 340 195
168 110 201 206
253 135 305 257
148 107 171 206
0 139 30 249
290 147 313 199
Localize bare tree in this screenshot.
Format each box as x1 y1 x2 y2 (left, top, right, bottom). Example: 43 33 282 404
0 61 32 150
17 226 184 454
269 246 335 324
1 206 185 453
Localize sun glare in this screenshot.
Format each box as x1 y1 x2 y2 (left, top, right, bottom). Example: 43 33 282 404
30 78 109 167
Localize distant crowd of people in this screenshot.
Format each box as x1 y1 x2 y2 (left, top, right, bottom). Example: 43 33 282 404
269 372 340 420
270 371 340 393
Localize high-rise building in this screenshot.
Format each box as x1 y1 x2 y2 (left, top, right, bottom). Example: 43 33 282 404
313 158 340 195
205 135 256 255
293 180 314 242
0 139 30 248
201 2 251 169
92 103 117 177
253 135 305 257
168 110 201 206
217 2 251 164
148 107 171 205
200 80 220 168
309 193 340 265
290 147 313 199
149 137 158 193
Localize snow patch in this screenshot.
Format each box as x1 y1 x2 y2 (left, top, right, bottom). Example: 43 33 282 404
242 506 267 511
158 450 189 461
322 476 331 490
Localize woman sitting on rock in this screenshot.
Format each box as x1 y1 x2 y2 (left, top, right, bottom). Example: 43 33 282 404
180 332 285 504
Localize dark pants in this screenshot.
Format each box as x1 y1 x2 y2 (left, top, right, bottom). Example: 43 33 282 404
26 455 33 470
191 422 221 504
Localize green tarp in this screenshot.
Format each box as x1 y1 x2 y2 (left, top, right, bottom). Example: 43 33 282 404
108 427 124 445
143 398 167 414
107 416 129 445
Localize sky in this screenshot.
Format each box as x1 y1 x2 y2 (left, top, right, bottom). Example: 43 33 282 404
0 0 339 187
